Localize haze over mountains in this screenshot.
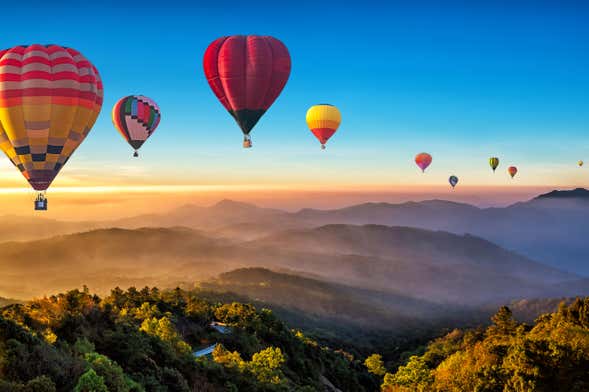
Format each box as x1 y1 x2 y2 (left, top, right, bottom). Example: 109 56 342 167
0 222 586 305
0 188 587 332
2 188 587 274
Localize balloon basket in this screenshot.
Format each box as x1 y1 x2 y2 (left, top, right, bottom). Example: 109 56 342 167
133 151 139 157
34 193 47 211
243 137 252 148
321 144 326 150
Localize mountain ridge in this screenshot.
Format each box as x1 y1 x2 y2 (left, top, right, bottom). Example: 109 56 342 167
1 223 585 305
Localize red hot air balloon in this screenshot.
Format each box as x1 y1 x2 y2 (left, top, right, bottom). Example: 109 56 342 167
415 153 432 173
203 35 291 148
508 166 518 178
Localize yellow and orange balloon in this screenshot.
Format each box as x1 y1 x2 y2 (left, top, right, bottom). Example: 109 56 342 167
306 104 341 149
0 44 103 209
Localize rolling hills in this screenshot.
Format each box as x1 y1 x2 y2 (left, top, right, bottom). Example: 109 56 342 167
1 223 585 305
0 189 587 275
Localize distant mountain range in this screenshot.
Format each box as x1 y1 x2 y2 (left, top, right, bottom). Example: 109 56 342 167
1 223 586 305
536 187 589 199
2 188 586 274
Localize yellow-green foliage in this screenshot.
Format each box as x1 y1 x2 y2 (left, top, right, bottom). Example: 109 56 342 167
213 344 286 385
368 298 589 392
364 353 386 376
140 316 191 355
213 344 246 370
42 328 57 344
248 347 286 384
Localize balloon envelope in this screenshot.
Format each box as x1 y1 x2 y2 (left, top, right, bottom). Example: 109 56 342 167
449 175 459 188
489 157 499 172
203 35 291 143
306 104 341 148
0 44 103 191
112 95 160 154
415 153 432 172
508 166 518 178
579 160 584 167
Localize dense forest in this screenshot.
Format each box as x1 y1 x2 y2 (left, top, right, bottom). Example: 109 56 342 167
0 286 587 391
366 299 589 391
0 287 376 391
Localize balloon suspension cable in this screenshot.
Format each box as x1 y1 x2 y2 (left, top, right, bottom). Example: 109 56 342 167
133 150 139 157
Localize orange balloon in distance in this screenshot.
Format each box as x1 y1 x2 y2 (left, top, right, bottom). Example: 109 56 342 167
508 166 518 178
415 153 432 173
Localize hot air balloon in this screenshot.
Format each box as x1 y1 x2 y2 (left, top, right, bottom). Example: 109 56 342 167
306 104 341 149
489 157 499 172
579 160 584 167
112 95 160 157
415 153 432 173
508 166 518 178
449 175 459 189
203 35 291 148
0 44 103 210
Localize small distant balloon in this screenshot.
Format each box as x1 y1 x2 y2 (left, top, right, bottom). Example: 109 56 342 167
415 153 432 173
306 104 341 149
508 166 518 178
489 157 499 172
449 175 459 189
579 160 584 167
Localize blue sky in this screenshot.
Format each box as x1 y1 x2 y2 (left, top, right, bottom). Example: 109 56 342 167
1 1 589 192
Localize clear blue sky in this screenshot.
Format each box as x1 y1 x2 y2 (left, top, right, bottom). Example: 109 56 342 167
1 1 588 190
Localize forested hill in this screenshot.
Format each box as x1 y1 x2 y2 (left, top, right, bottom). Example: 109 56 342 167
366 298 589 391
1 287 588 391
0 287 377 391
0 297 19 307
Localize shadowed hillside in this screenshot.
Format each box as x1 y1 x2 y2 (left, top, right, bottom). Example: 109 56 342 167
250 224 582 304
0 227 244 298
200 267 473 329
0 297 20 307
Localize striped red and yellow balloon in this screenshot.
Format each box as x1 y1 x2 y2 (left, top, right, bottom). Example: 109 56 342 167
306 104 341 149
112 95 160 157
0 44 103 191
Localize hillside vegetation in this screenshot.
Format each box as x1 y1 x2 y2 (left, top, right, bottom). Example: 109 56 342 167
365 298 589 391
0 286 376 391
1 286 588 391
